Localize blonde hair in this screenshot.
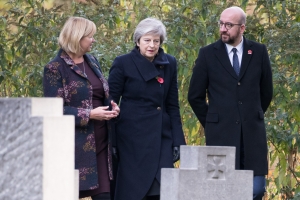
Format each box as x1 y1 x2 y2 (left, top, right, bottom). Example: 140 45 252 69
58 17 96 54
133 17 167 45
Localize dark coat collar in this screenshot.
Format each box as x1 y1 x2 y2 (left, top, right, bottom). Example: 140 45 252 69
239 38 253 78
58 49 103 79
130 46 169 81
57 49 109 98
214 36 253 80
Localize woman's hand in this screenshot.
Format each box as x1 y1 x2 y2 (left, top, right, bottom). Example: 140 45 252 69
111 100 120 115
90 105 119 121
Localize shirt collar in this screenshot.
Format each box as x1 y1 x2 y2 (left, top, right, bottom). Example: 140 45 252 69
225 37 244 53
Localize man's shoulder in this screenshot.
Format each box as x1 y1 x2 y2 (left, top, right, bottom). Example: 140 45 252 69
207 40 220 47
244 37 266 48
201 37 266 49
203 39 223 48
198 40 222 53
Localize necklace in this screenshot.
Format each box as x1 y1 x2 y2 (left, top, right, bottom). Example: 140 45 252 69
82 61 87 77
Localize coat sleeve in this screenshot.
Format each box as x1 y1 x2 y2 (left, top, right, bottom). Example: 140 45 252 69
166 57 186 146
108 57 125 147
188 47 209 128
260 45 273 113
108 57 125 104
43 61 91 127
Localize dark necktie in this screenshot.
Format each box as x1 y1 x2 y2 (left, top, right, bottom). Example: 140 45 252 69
232 48 240 76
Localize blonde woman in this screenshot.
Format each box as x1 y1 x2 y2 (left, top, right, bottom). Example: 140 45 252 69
43 17 119 200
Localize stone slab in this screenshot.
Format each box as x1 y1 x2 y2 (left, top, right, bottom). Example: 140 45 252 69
0 98 77 200
161 146 253 200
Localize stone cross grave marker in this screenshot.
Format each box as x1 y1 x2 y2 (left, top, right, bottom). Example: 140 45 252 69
0 98 78 200
161 146 253 200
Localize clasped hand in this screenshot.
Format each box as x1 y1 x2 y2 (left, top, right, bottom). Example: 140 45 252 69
90 100 120 121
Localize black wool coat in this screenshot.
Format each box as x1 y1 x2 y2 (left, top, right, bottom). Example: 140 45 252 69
188 37 273 176
108 47 186 200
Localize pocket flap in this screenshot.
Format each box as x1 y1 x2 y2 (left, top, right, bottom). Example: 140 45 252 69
258 110 264 119
206 113 219 122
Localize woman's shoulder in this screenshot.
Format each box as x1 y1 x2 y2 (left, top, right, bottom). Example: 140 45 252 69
44 55 64 70
85 53 97 61
45 49 67 66
159 52 177 67
112 52 133 66
84 53 101 68
165 53 176 62
115 51 132 60
158 48 176 64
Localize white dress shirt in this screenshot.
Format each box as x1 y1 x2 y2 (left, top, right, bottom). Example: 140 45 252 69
225 38 243 68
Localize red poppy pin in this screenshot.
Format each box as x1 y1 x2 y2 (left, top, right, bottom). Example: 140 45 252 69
156 76 164 84
248 50 252 54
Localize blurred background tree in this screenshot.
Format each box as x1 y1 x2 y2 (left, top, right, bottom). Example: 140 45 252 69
0 0 299 199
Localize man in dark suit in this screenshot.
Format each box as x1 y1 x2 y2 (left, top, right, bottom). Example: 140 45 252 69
188 6 273 200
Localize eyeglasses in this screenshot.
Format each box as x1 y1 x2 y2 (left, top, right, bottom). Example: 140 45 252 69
218 21 242 30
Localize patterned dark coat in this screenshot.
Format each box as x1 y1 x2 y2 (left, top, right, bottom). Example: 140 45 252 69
43 49 113 191
108 47 186 200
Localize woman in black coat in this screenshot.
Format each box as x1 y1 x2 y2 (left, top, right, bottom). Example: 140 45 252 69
108 18 186 200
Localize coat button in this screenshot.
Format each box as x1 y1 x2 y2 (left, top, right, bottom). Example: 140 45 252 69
157 107 161 110
238 101 242 104
237 82 241 85
160 65 164 69
236 120 240 124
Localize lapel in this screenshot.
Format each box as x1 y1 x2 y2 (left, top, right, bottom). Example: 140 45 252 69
214 39 238 79
59 49 109 98
130 47 169 82
60 49 87 79
84 54 110 98
152 47 169 83
84 54 102 79
60 49 103 79
239 37 253 79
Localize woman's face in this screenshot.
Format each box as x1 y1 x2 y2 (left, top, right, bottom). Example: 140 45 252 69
137 34 160 61
80 34 95 54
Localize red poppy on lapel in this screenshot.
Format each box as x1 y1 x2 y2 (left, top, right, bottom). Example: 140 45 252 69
248 50 252 54
156 76 164 84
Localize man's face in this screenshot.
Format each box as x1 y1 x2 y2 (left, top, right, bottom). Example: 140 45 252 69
219 10 245 46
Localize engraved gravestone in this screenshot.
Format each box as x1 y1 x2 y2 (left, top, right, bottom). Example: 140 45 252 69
0 98 78 200
161 146 253 200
